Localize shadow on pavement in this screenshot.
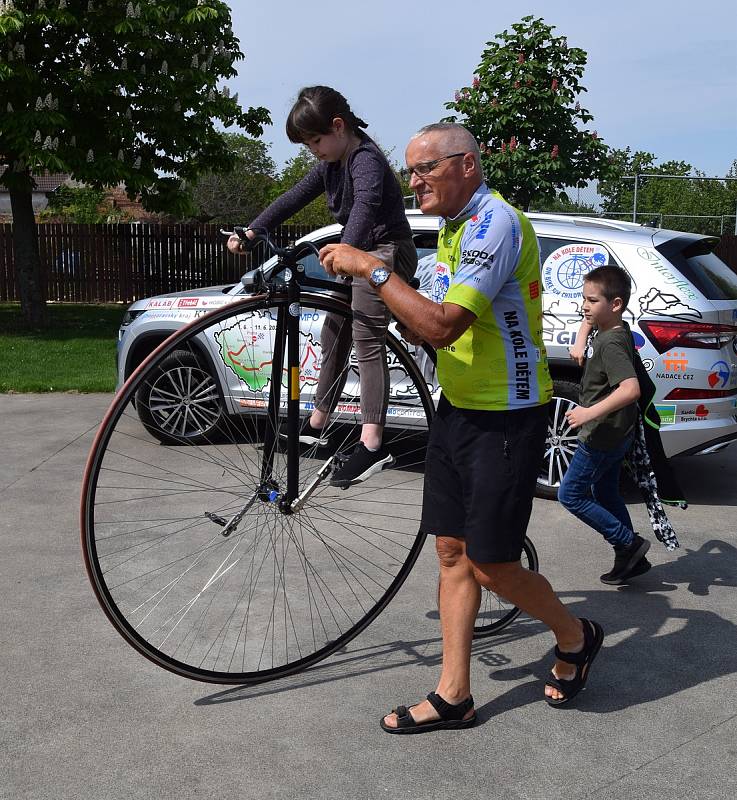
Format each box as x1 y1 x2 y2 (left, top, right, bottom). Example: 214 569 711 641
481 539 737 718
668 451 737 507
195 539 737 715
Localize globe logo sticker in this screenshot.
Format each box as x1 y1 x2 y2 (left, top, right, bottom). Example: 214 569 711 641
542 244 609 299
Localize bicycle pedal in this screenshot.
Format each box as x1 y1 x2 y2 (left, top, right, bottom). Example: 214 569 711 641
205 512 227 526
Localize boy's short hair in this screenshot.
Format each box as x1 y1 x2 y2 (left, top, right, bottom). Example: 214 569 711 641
584 265 631 307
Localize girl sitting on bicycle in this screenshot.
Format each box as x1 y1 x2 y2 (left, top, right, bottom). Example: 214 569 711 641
228 85 417 487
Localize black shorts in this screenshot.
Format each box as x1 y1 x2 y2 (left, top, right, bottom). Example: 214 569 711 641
420 395 549 563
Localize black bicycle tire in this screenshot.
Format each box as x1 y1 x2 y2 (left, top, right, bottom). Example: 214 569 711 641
81 291 434 684
472 537 539 638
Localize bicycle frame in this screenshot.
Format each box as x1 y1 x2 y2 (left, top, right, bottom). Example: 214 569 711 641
258 267 303 509
247 244 351 512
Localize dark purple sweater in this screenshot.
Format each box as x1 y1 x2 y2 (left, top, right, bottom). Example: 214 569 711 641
248 136 412 250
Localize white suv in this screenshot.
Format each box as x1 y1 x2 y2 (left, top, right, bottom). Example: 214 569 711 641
117 212 737 498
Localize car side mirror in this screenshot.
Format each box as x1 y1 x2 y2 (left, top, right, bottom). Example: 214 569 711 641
241 269 265 293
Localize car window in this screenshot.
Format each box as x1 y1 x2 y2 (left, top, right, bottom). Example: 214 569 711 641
297 238 338 281
537 237 621 269
537 236 626 300
413 232 439 293
668 242 737 300
299 232 440 286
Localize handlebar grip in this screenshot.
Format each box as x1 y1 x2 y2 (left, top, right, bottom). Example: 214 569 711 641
233 227 261 253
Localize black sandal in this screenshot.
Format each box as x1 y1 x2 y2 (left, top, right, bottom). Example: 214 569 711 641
380 691 477 734
545 618 604 707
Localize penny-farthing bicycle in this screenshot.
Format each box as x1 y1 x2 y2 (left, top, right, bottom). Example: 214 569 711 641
81 229 538 684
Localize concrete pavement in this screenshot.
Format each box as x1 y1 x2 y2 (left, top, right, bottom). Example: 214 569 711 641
1 393 736 800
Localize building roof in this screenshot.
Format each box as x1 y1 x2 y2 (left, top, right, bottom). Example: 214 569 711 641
0 166 71 193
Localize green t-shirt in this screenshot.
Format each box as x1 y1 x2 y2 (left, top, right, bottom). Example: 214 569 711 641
430 184 552 410
579 323 638 450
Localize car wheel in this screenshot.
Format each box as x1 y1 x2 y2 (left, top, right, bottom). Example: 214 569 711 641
135 349 224 445
537 379 581 500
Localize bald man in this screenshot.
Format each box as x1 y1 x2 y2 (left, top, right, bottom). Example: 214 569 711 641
320 123 604 733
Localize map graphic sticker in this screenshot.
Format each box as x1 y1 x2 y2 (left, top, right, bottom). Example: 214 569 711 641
638 287 703 320
542 244 609 300
214 310 327 394
542 297 583 343
214 310 280 391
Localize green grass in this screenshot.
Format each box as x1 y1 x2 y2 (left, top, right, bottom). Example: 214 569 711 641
0 303 123 392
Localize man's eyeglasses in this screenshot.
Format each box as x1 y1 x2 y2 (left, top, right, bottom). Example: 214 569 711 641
399 152 466 180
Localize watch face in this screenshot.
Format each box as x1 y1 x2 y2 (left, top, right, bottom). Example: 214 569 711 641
371 267 389 286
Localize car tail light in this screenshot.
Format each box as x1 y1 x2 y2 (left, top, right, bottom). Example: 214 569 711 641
639 320 737 353
664 387 737 400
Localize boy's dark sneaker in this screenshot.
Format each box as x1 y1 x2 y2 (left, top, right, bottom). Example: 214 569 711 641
329 443 395 488
600 534 651 585
626 556 652 580
279 419 329 447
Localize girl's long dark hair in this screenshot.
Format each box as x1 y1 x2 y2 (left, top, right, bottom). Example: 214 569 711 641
286 86 368 143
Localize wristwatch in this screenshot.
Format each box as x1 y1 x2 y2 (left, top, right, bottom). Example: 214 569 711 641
368 266 390 288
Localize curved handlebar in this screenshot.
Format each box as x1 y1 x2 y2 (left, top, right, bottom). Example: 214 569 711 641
221 227 324 292
228 226 321 263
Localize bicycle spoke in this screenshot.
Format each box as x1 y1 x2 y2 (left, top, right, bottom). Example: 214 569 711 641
83 293 432 683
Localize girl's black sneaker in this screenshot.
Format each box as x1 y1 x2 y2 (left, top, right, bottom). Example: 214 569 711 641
279 419 329 447
329 443 395 488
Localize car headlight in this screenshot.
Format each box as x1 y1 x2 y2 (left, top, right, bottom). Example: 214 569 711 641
120 309 146 327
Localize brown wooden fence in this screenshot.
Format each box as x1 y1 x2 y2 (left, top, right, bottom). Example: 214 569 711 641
1 224 736 305
0 222 314 304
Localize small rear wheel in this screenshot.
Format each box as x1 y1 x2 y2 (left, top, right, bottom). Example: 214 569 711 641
473 537 539 638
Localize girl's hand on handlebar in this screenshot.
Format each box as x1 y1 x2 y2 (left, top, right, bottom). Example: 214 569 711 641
227 228 256 256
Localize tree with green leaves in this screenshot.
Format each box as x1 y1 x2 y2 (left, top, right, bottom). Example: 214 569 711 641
444 15 615 210
266 147 333 228
0 0 269 326
187 133 276 225
599 148 737 234
39 185 130 223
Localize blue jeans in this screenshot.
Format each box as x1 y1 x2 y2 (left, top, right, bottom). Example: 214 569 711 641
558 436 635 548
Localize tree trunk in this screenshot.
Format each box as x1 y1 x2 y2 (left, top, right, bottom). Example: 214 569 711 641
9 182 47 327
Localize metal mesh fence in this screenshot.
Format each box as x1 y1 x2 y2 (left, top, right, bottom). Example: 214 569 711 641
531 175 737 236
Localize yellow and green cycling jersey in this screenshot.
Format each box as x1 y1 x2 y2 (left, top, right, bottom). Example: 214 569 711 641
430 184 552 410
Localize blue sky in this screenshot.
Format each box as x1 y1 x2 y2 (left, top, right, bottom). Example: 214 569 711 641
226 0 736 177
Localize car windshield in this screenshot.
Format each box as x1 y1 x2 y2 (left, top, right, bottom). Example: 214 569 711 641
669 241 737 300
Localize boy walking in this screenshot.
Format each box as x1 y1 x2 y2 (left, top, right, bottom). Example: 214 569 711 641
559 265 651 584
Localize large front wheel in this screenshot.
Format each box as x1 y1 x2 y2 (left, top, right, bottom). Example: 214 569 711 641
81 293 435 684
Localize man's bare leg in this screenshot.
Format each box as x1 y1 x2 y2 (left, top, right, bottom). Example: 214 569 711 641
383 536 479 728
469 560 585 701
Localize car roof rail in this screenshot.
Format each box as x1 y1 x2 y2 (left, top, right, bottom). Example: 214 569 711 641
527 213 645 232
